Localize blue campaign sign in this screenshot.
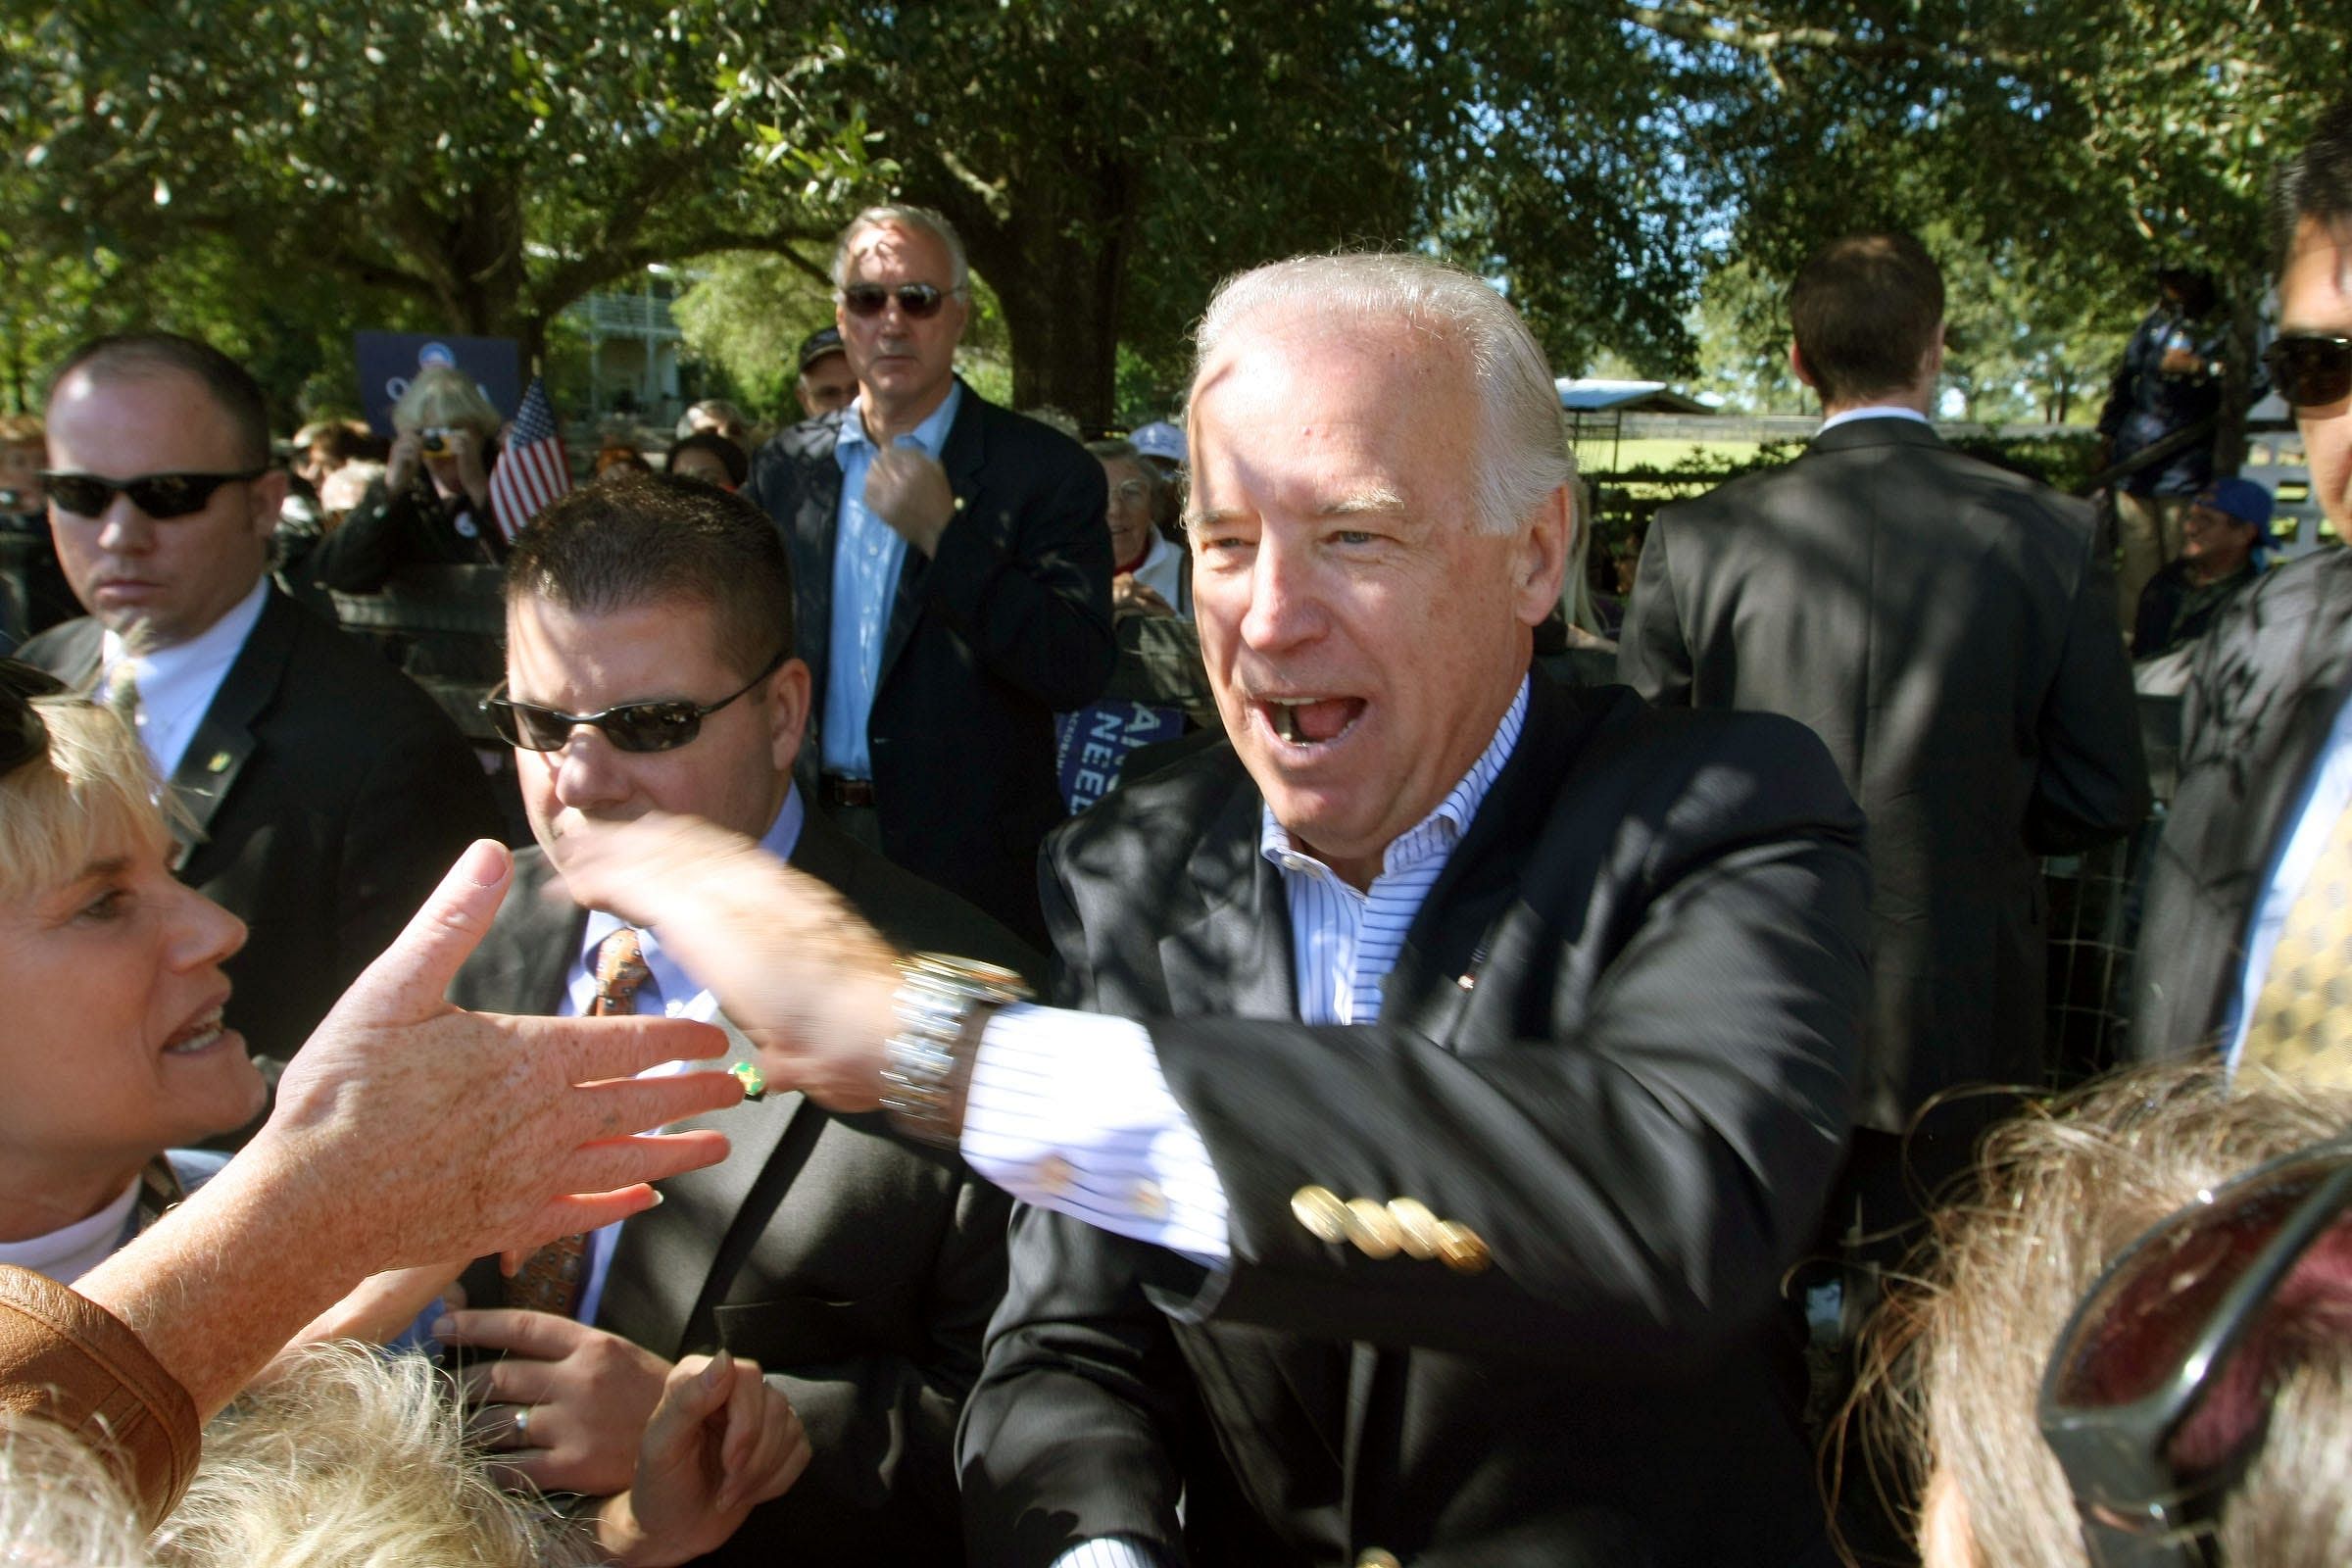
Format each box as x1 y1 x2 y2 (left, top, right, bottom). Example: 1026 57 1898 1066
1054 701 1187 814
353 331 522 435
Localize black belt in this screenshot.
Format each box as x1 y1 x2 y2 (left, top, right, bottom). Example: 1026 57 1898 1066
820 774 878 808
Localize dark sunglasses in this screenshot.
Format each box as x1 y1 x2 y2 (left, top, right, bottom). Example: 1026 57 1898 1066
41 468 270 519
2260 333 2352 410
0 659 67 777
839 282 960 320
483 649 787 754
2037 1135 2352 1566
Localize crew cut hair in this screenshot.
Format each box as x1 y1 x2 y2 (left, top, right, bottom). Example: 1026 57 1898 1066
47 332 272 468
1788 232 1946 407
1188 253 1576 537
2273 95 2352 275
831 204 970 291
504 472 796 680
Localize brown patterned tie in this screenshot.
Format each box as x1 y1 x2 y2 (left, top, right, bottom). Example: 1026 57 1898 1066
508 928 653 1316
2239 804 2352 1089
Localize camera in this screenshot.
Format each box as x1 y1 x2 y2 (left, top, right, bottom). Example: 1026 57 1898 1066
419 425 455 456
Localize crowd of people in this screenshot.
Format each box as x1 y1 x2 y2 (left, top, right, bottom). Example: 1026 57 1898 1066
4 95 2352 1568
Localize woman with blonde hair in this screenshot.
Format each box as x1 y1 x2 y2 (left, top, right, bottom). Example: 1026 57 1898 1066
308 365 511 592
1857 1060 2352 1567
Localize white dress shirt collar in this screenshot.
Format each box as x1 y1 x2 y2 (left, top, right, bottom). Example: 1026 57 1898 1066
102 575 270 781
1818 405 1932 434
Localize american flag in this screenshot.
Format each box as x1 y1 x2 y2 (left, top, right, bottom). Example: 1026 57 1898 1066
487 376 572 542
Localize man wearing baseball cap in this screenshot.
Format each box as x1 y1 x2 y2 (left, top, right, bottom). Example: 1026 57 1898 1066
794 327 857 418
2130 475 2273 660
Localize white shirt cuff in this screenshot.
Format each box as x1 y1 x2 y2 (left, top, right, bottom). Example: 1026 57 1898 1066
1049 1536 1172 1568
961 1004 1229 1264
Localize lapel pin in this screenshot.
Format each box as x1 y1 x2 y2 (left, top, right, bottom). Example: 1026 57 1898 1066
207 750 232 773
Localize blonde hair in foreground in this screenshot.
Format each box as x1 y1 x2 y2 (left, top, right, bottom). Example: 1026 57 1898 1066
0 1409 151 1565
0 693 170 902
1852 1059 2352 1568
155 1343 591 1568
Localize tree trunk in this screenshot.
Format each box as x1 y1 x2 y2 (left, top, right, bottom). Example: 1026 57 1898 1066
2214 279 2264 477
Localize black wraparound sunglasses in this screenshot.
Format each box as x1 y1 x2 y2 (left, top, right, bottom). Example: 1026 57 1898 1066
482 649 788 754
839 282 962 319
2260 333 2352 410
2037 1134 2352 1567
41 468 270 519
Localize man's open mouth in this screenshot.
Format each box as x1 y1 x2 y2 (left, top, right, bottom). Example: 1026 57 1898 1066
1260 697 1367 747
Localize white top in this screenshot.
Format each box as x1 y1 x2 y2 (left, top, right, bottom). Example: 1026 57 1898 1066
1127 530 1189 620
1817 405 1932 434
102 575 270 780
0 1178 140 1286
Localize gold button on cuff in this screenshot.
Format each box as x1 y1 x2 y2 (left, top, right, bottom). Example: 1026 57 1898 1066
1436 1220 1492 1274
1357 1550 1403 1568
1291 1184 1348 1243
1344 1198 1402 1259
1033 1154 1075 1198
1386 1198 1443 1260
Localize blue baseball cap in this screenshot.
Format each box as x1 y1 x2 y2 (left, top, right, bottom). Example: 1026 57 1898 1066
2197 477 2275 528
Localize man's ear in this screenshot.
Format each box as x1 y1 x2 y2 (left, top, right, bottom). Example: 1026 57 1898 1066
1511 484 1572 628
248 467 289 543
1788 342 1819 391
768 657 814 775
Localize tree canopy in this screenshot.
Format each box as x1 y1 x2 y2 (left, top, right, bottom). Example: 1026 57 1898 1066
5 0 2346 426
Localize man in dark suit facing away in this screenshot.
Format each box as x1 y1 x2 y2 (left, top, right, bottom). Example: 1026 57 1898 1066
743 204 1113 947
554 253 1876 1568
1619 233 2147 1230
438 473 1033 1565
20 333 500 1083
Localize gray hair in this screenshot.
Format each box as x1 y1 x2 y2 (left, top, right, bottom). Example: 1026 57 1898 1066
1188 253 1576 537
831 205 969 292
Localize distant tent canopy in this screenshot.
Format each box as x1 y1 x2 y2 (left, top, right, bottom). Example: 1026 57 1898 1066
1554 378 1714 416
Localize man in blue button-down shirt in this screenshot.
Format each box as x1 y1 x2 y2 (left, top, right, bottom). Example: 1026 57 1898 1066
745 205 1113 945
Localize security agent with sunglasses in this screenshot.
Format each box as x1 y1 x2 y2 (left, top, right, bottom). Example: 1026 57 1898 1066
2132 97 2352 1085
442 472 1037 1566
17 332 500 1103
744 204 1113 949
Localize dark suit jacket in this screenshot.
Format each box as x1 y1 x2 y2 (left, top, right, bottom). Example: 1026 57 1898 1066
960 675 1872 1567
23 587 500 1074
450 808 1036 1566
744 383 1114 946
1618 417 2147 1130
2130 547 2352 1059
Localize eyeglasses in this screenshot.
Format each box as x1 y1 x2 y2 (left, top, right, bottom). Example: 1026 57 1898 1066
2037 1135 2352 1566
483 649 787 754
1108 479 1152 509
0 659 67 777
2260 333 2352 410
839 282 961 320
41 469 270 519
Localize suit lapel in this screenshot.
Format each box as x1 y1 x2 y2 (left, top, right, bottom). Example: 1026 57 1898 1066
596 1016 812 1356
1163 772 1297 1020
796 422 847 716
875 384 981 695
40 619 104 689
167 588 295 872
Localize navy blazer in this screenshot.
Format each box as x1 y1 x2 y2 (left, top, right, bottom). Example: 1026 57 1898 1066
744 383 1113 945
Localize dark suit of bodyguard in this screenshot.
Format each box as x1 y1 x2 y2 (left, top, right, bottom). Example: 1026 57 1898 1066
1619 234 2147 1141
744 209 1112 947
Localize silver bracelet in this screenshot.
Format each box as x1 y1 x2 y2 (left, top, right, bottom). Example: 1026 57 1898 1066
878 953 1032 1147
